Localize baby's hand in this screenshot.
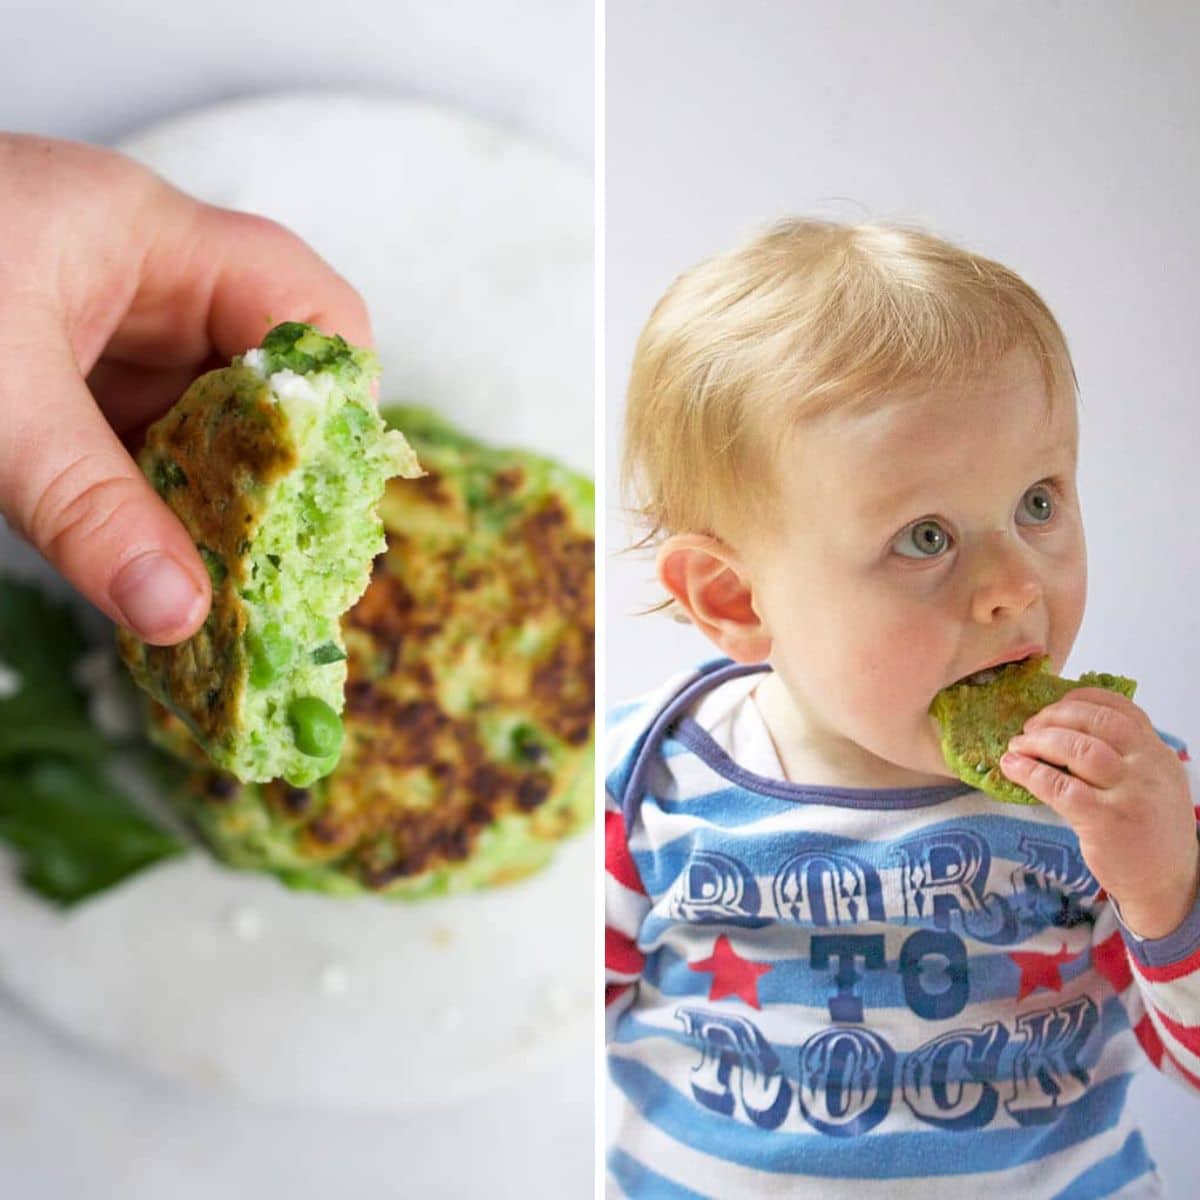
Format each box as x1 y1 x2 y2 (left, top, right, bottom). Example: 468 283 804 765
1001 689 1198 940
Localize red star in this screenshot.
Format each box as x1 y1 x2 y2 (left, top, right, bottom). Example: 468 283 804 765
688 934 773 1009
1008 942 1078 1001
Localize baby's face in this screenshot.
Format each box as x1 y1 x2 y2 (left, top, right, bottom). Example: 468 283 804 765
743 349 1087 785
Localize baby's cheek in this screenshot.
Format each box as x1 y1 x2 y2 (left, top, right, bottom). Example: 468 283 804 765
873 618 946 686
1051 574 1087 657
843 638 930 726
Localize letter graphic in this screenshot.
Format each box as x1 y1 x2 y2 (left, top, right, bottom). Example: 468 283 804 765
1011 835 1098 931
797 1027 895 1137
899 929 970 1020
669 850 762 924
811 935 886 1023
773 850 885 926
676 1007 793 1129
1006 995 1100 1125
893 830 1018 943
902 1022 1009 1130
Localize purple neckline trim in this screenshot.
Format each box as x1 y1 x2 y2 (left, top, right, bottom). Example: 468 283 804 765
672 661 972 811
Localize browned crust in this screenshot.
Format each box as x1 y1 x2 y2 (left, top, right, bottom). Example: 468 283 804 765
117 368 300 743
150 454 595 889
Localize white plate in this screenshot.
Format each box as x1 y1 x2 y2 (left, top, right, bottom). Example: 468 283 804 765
0 91 594 1110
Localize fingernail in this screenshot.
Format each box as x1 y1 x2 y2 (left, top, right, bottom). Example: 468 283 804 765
111 552 204 643
1001 752 1020 767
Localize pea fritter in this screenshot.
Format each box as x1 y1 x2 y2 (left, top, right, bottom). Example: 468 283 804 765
145 405 595 898
117 323 422 787
929 655 1136 804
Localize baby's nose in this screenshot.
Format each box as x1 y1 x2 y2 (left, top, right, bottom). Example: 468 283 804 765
969 534 1042 623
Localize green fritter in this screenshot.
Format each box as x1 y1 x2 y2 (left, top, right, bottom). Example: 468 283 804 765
929 655 1137 805
117 323 422 788
144 404 595 898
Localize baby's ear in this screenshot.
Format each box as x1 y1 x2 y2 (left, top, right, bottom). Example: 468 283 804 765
656 534 771 663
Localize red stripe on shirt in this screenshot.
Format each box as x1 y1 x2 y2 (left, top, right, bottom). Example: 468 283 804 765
1134 1004 1200 1091
1164 1044 1200 1090
606 809 647 895
606 925 646 977
1093 929 1133 993
1134 1013 1164 1068
606 983 632 1009
1152 1004 1200 1057
1130 939 1200 984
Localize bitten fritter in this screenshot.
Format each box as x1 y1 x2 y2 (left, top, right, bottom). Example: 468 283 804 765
117 324 422 787
929 655 1136 804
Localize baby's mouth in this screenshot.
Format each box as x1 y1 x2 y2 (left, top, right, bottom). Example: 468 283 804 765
953 654 1041 688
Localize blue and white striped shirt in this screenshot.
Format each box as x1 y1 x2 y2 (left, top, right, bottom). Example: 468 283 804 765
605 660 1200 1198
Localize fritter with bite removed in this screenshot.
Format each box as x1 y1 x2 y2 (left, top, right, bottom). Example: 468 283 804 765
146 405 595 897
929 655 1136 804
117 324 422 788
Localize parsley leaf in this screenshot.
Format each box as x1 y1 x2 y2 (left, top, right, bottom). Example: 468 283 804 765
0 759 185 905
0 575 187 906
0 577 108 765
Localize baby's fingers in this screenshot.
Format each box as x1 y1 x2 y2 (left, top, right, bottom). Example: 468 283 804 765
999 749 1098 815
1021 692 1145 756
1006 725 1124 790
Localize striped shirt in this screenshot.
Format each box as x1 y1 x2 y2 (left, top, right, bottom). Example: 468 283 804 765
605 659 1200 1198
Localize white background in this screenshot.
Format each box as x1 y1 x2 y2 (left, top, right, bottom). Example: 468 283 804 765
0 2 594 1197
606 0 1199 1193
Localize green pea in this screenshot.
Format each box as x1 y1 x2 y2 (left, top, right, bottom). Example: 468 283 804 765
246 622 294 687
287 696 343 758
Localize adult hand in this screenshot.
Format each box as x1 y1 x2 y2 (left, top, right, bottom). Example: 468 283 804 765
0 133 373 644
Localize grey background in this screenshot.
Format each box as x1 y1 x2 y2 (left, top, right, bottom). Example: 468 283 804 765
606 0 1199 1193
0 2 593 1197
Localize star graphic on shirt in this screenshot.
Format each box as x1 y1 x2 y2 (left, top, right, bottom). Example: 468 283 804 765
688 934 773 1009
1008 942 1079 1001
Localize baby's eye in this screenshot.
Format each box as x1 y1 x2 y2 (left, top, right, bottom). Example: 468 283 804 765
1016 483 1055 526
892 519 952 559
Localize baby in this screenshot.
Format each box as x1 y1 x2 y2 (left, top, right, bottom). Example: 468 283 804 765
605 219 1200 1197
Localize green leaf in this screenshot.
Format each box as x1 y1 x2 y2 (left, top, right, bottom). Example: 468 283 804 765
259 321 366 378
0 758 185 906
0 577 107 765
0 573 191 905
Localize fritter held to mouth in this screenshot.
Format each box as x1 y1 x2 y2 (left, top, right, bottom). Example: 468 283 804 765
146 405 595 898
117 323 422 788
929 655 1136 805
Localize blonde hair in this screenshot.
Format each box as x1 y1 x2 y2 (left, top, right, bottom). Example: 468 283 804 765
621 218 1077 547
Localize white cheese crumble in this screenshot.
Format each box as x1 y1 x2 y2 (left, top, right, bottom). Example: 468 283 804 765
240 347 268 376
269 368 337 435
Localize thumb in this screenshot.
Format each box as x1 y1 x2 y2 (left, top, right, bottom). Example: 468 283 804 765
0 323 210 644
